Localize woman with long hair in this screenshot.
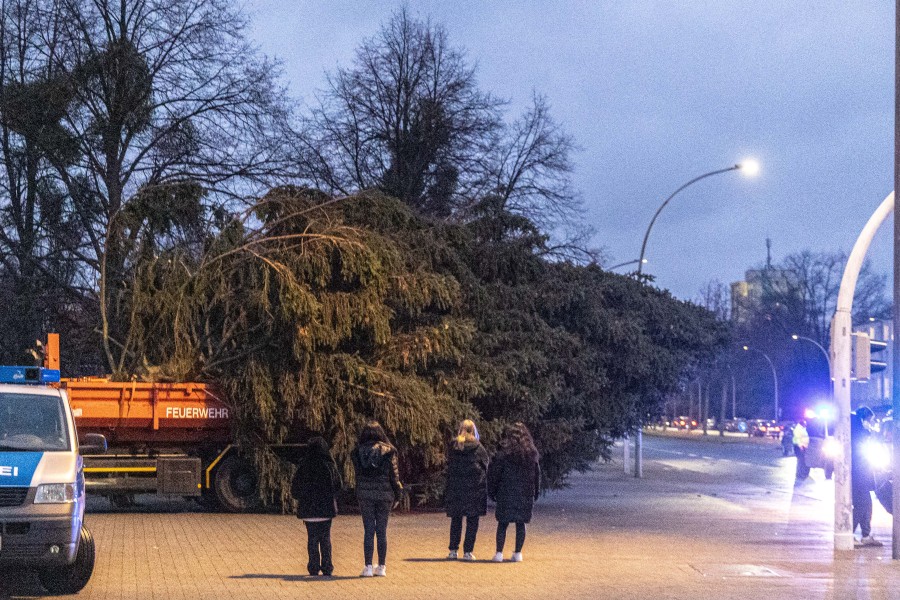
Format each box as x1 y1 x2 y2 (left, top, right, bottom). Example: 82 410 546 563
290 436 342 576
444 419 489 560
487 422 541 562
351 420 403 577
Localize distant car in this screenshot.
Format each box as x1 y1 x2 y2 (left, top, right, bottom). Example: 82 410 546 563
672 416 698 430
748 419 781 438
797 418 835 480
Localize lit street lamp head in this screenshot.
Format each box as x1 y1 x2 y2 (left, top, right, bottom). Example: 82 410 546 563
742 345 749 351
737 159 760 177
791 334 799 340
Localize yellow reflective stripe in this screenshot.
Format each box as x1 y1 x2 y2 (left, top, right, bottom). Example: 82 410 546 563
205 445 232 489
83 467 157 473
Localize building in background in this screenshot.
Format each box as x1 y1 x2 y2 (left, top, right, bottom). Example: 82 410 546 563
730 267 798 324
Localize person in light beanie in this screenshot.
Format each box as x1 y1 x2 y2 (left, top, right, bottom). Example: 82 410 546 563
444 419 489 561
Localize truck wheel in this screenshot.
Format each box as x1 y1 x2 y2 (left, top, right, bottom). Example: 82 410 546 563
214 455 260 512
825 465 834 480
38 525 95 595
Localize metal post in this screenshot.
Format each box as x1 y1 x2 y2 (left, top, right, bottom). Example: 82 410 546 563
702 382 709 435
623 434 630 474
894 0 900 558
831 191 894 553
720 380 727 437
731 373 737 419
633 428 642 478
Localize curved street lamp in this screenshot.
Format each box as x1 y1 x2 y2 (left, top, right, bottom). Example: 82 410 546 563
637 160 760 276
742 345 779 421
607 258 647 271
791 334 832 394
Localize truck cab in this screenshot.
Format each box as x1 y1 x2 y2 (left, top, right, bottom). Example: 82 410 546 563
0 366 105 594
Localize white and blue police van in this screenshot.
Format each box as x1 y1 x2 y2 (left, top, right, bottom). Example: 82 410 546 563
0 366 106 594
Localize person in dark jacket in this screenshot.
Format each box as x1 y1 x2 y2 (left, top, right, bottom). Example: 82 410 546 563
290 436 342 576
851 407 882 547
444 419 489 561
488 422 540 563
351 420 403 577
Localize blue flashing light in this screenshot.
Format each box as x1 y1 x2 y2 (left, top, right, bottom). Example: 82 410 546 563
0 366 60 384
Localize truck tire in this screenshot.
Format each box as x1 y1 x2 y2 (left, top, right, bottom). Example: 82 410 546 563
38 525 95 595
214 455 260 512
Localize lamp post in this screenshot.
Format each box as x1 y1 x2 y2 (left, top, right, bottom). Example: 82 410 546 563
791 334 832 394
742 345 779 421
636 160 760 276
628 159 759 478
607 258 647 271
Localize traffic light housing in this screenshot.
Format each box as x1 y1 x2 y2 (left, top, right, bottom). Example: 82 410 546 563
853 332 887 381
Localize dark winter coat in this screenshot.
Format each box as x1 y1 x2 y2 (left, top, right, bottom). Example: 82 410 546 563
352 441 403 504
851 413 876 492
488 447 541 523
291 445 342 519
444 441 489 518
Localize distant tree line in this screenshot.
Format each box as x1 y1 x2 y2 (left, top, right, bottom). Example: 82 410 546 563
692 249 890 423
0 2 727 499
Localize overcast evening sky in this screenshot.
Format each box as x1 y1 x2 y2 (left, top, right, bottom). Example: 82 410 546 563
247 1 895 301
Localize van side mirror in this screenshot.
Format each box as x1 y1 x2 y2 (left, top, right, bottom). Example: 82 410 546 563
80 433 107 455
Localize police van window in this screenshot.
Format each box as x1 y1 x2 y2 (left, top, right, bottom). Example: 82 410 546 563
0 393 71 451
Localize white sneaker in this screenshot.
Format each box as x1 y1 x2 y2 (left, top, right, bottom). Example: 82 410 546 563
360 565 374 577
374 565 387 577
463 552 476 561
492 552 504 562
511 552 523 562
447 550 458 560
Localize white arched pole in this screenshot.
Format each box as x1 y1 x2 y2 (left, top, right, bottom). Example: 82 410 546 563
832 191 894 552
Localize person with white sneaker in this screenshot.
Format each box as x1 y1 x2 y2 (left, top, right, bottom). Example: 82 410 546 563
352 421 404 577
487 422 541 563
444 419 490 562
851 407 883 548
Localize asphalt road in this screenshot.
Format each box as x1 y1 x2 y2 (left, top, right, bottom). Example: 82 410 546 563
1 430 897 599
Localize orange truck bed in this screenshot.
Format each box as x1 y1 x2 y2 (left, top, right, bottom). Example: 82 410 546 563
61 379 231 446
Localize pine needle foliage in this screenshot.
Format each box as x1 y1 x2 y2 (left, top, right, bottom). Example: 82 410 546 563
121 187 473 501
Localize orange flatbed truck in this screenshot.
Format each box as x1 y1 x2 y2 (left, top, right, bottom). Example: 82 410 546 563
43 334 275 512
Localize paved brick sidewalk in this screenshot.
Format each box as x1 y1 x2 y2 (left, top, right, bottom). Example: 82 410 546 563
3 437 900 599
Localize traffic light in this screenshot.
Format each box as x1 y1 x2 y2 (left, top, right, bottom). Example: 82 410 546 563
853 332 887 381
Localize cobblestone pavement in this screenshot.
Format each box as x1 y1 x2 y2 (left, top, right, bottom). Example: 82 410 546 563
3 433 900 599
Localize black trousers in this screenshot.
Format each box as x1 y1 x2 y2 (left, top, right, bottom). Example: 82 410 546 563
449 515 480 553
853 481 873 538
360 499 392 565
496 521 526 553
304 520 333 575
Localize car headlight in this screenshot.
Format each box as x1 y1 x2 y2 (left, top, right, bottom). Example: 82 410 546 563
822 438 841 459
34 483 76 504
862 440 891 471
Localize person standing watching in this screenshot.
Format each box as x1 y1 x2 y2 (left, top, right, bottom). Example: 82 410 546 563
852 406 882 547
488 422 541 563
352 421 403 577
792 420 810 480
444 419 489 561
291 436 342 576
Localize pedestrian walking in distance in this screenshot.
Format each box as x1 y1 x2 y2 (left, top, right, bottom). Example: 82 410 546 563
291 436 342 576
445 419 490 561
488 422 540 563
792 420 810 480
352 420 403 577
851 406 883 547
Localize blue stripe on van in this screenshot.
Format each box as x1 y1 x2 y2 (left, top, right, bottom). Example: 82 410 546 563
0 452 43 487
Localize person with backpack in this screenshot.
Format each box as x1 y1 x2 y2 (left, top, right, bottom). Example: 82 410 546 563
290 436 342 576
444 419 489 561
352 421 403 577
488 422 540 563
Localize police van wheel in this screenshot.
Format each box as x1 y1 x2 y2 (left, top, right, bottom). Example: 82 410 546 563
825 465 834 480
214 456 260 513
38 526 95 594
